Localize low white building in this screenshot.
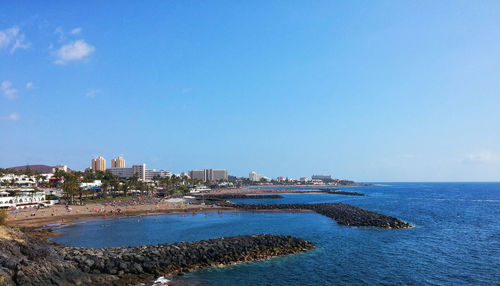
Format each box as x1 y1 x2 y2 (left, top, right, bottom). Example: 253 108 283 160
0 190 47 209
80 180 102 189
249 171 270 182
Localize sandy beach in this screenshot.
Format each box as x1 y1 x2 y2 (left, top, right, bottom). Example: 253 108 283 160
7 197 233 228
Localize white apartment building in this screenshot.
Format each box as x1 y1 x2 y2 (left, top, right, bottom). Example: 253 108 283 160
108 164 146 180
52 165 68 173
145 170 172 181
0 190 46 209
80 180 102 189
249 171 270 182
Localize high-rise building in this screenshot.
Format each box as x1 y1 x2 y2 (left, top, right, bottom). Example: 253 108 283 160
109 163 146 181
189 170 206 181
111 156 125 168
91 156 106 171
189 169 228 182
208 169 228 181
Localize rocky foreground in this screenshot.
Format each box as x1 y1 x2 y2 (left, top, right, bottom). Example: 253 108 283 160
226 203 412 229
0 226 314 286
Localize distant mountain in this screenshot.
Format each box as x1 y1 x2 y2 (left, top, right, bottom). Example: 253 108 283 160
6 165 72 174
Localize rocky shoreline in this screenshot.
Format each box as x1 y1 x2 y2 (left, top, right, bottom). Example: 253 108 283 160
0 226 314 286
287 189 366 196
224 203 411 229
197 194 284 200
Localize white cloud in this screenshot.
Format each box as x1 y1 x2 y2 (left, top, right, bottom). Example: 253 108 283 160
70 28 82 35
26 82 34 89
0 26 30 54
54 26 65 41
1 81 18 99
6 113 20 121
460 151 499 164
85 89 100 98
54 40 95 65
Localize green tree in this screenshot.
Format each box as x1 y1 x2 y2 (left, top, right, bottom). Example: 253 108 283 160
63 180 79 205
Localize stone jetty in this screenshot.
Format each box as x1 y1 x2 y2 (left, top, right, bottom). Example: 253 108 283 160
198 194 284 200
226 203 412 229
0 226 314 286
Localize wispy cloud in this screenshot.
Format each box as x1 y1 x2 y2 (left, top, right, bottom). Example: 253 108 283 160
26 82 34 89
54 26 65 42
5 112 20 121
85 89 100 98
1 81 18 99
70 28 82 35
459 151 499 164
0 26 30 54
54 39 95 65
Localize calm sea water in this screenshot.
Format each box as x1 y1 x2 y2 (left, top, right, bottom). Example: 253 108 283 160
52 183 500 285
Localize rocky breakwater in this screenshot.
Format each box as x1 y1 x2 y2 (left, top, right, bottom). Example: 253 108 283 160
62 234 313 279
199 194 284 200
0 226 314 286
228 203 412 229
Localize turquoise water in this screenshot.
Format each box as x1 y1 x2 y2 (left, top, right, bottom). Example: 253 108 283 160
52 183 500 285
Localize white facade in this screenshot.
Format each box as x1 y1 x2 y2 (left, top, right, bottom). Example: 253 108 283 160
80 180 102 189
0 190 46 209
145 170 172 181
249 171 270 182
52 165 68 173
108 164 147 181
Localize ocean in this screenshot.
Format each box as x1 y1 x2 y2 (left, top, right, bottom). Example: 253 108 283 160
52 182 500 285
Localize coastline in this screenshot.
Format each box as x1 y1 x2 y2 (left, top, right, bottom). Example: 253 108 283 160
9 206 235 228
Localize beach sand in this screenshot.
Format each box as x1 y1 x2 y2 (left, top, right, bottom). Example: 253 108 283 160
7 197 232 228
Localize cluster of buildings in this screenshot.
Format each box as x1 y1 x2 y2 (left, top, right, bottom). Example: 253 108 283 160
248 171 342 185
90 156 172 182
90 156 228 183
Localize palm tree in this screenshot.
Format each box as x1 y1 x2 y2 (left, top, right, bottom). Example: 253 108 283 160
101 180 110 198
62 180 79 205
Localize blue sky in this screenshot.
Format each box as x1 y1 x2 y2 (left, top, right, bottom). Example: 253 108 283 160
1 1 499 181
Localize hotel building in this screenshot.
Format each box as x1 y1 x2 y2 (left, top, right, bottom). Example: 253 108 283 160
108 163 171 182
108 164 146 181
189 169 228 182
111 156 126 168
91 156 106 171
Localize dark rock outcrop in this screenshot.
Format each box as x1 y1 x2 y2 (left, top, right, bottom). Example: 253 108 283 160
0 227 314 286
224 203 411 229
197 194 284 200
